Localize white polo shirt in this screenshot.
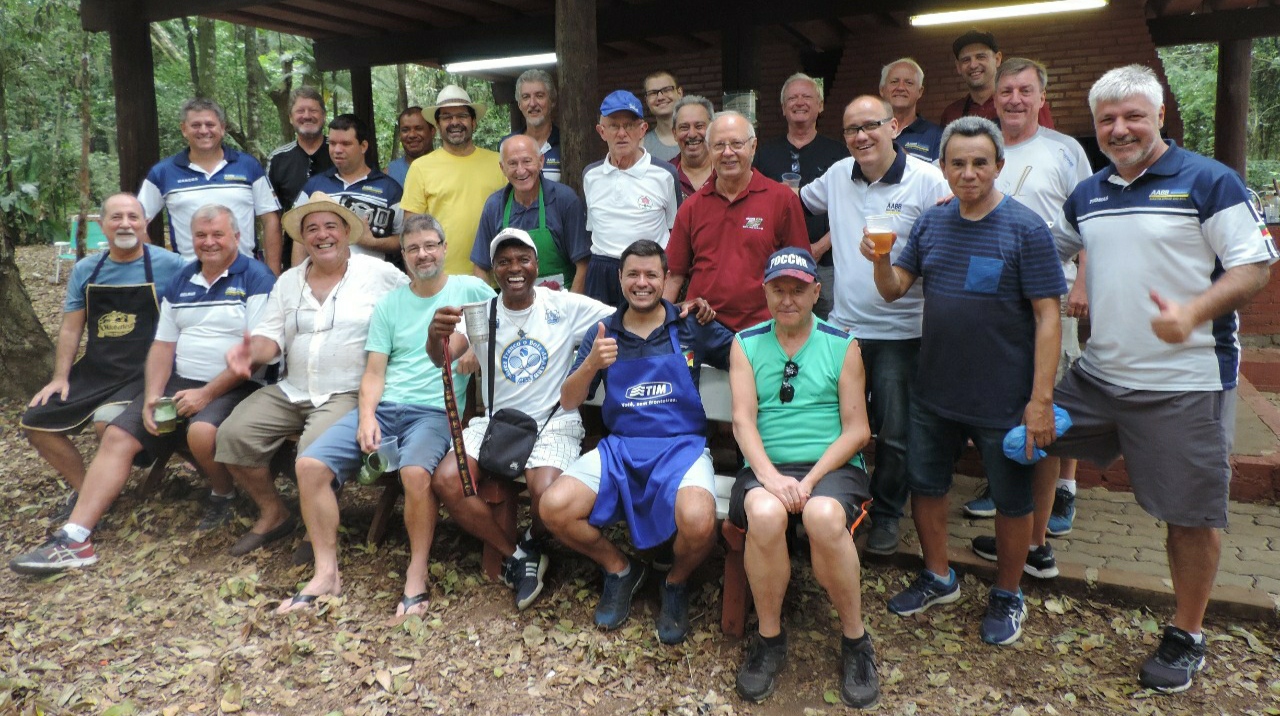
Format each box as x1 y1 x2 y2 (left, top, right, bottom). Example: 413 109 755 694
582 150 679 258
801 147 949 340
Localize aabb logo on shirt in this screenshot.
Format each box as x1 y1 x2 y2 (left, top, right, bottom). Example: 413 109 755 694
1149 189 1190 201
884 202 903 214
625 382 673 400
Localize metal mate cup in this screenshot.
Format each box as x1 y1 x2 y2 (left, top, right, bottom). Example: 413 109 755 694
153 397 178 434
461 301 489 350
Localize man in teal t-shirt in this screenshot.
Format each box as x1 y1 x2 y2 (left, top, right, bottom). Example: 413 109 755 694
283 214 494 618
727 247 879 709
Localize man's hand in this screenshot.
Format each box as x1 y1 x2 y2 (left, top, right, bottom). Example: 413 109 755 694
429 306 464 352
142 394 161 436
30 378 71 407
1022 398 1055 460
1066 279 1089 318
173 387 211 417
226 332 253 379
1150 290 1195 343
759 468 809 514
811 233 832 262
678 297 717 325
456 346 481 375
858 226 893 263
357 418 381 454
585 323 618 371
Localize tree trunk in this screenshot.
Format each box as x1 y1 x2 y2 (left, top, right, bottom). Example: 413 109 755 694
196 17 217 98
242 24 265 162
267 47 293 143
0 236 55 399
181 17 200 94
77 36 91 261
0 68 11 194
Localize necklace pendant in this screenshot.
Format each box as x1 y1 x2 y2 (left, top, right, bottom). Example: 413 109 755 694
518 329 526 338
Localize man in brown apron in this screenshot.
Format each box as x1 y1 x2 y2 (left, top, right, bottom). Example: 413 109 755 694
21 193 186 522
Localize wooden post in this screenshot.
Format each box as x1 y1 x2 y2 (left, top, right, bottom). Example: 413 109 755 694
107 10 162 246
350 65 379 169
555 0 597 195
492 80 521 135
1214 39 1251 180
721 6 760 95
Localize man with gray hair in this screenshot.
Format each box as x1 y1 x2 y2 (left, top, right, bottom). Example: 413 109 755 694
879 58 942 162
754 73 846 318
504 69 563 182
870 117 1065 647
267 86 333 270
140 98 282 272
1048 64 1275 692
669 95 715 199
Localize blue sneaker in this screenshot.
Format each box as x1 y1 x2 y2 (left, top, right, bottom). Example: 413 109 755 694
980 588 1027 645
595 560 648 630
887 569 960 616
1046 487 1076 537
963 485 996 518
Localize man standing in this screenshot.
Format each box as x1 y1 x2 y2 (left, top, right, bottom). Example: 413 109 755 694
665 111 808 332
216 194 408 556
386 107 435 188
728 248 878 708
542 240 731 642
879 58 943 162
267 87 333 269
10 205 276 574
939 30 1054 129
967 58 1093 576
669 95 716 200
506 69 563 182
293 114 404 265
21 194 186 521
754 73 847 318
799 95 949 556
1049 65 1274 692
276 214 494 616
402 85 506 277
428 229 616 611
641 71 683 162
582 90 680 305
140 98 282 271
871 117 1064 647
470 134 590 292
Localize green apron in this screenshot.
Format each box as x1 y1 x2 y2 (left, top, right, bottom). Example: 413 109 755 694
503 184 574 291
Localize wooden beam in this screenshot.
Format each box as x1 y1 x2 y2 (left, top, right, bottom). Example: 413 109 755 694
350 66 379 169
556 0 596 196
1148 6 1280 44
314 16 555 69
1214 38 1250 179
105 5 163 245
282 0 420 33
207 10 327 38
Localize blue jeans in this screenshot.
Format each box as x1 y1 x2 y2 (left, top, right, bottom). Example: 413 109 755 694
859 338 919 521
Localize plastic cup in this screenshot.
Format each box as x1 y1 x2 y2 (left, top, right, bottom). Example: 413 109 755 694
357 435 400 485
153 397 178 434
865 214 896 256
780 172 801 189
461 301 489 351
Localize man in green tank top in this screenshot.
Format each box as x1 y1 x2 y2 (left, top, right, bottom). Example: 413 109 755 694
727 247 879 709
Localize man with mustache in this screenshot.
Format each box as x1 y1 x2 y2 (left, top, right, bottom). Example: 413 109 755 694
21 193 186 524
939 30 1055 130
267 87 333 270
386 106 435 189
669 95 715 200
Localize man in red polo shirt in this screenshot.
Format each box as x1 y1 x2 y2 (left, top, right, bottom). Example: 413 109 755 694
664 112 808 331
940 30 1054 130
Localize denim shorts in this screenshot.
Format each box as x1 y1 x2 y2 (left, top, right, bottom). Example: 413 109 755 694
905 399 1034 517
301 402 450 488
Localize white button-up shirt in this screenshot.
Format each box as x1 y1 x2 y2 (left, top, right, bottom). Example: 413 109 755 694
252 253 408 406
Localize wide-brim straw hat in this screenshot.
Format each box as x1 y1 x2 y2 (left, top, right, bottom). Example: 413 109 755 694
281 191 363 245
424 84 488 124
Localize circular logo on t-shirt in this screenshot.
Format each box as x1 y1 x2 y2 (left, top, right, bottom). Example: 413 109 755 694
502 338 549 384
638 195 654 210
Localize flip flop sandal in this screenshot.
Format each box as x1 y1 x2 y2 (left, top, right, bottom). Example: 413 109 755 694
398 592 429 616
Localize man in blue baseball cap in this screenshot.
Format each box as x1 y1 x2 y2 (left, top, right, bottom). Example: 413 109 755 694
582 89 680 306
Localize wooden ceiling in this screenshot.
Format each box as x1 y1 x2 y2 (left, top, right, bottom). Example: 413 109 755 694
81 0 1280 70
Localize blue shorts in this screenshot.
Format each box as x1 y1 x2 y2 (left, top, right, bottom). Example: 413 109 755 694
301 402 450 488
906 399 1034 517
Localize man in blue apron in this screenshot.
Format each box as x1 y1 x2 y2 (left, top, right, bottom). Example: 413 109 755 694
541 239 732 644
21 193 186 522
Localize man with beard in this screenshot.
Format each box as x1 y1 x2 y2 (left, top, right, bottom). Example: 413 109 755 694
386 107 435 188
754 73 846 319
277 214 494 616
503 69 563 183
940 30 1054 129
267 87 333 270
879 58 943 162
641 71 684 162
10 205 276 574
669 95 715 199
216 194 408 557
471 134 590 292
21 193 186 523
403 85 507 277
428 228 616 611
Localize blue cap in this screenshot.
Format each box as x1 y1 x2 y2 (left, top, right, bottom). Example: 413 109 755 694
763 247 819 284
599 90 644 118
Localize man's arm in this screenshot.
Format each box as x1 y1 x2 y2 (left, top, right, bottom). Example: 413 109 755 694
570 259 589 294
356 352 389 454
1023 296 1062 455
862 231 918 302
30 310 88 406
1066 250 1089 318
426 306 471 368
799 340 872 491
729 340 806 513
561 323 612 411
1150 261 1271 344
225 334 284 379
260 211 283 276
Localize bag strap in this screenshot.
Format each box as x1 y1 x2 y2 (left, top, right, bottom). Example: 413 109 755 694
487 297 498 419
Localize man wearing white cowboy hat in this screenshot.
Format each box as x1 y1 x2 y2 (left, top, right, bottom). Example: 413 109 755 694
215 192 408 557
403 84 506 277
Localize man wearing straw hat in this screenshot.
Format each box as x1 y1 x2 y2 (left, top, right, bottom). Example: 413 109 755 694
216 193 407 558
402 85 506 277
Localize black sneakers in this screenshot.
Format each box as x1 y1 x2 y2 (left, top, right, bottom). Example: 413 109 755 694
735 632 788 702
840 636 880 708
1139 626 1206 693
970 534 1059 579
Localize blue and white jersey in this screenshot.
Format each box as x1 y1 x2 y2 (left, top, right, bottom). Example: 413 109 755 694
155 254 276 382
139 146 280 261
296 167 404 260
1062 141 1279 391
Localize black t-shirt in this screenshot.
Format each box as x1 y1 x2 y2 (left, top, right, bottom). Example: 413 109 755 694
754 134 847 266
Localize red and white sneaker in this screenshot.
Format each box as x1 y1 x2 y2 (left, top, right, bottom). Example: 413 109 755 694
9 529 98 574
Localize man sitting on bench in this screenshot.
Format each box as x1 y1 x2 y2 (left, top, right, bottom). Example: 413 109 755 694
541 239 731 643
727 247 878 708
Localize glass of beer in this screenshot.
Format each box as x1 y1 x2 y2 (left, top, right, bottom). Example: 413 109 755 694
866 214 896 257
153 397 178 434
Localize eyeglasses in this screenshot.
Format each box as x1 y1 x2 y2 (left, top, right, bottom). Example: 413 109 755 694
711 139 753 153
644 85 677 99
779 360 799 404
403 240 444 256
437 111 472 123
843 118 893 137
601 120 643 134
295 268 343 336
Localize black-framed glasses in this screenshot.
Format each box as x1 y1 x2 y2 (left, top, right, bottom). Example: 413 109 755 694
779 360 800 404
644 85 677 98
842 118 893 137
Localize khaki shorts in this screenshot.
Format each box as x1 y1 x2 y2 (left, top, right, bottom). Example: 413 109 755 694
215 385 358 466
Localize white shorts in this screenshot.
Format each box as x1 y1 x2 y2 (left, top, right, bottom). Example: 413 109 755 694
462 414 586 473
564 447 716 496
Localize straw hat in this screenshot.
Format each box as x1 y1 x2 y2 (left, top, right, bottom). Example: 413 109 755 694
424 84 488 123
281 192 363 244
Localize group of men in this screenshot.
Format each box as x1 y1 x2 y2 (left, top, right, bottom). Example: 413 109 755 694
8 27 1272 705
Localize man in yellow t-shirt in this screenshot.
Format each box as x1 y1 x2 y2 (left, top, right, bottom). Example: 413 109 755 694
403 85 506 276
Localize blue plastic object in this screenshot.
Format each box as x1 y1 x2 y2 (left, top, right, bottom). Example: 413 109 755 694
1002 406 1072 465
